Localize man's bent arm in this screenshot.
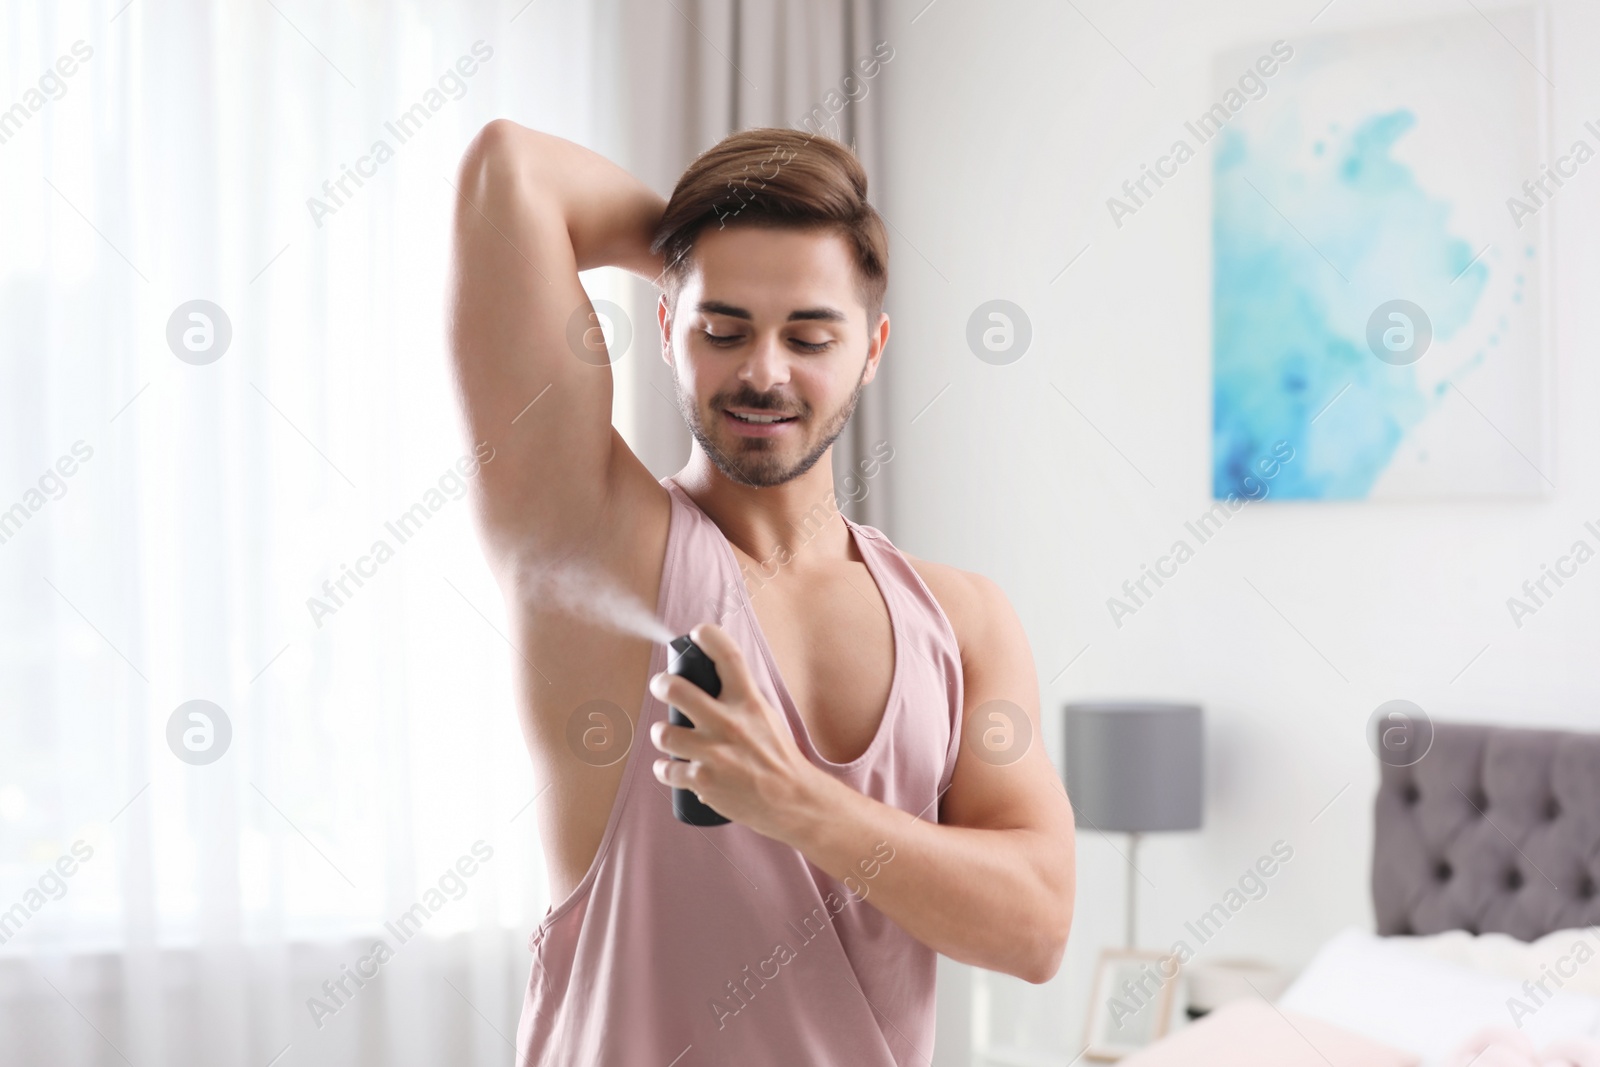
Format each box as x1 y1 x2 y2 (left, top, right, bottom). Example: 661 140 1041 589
448 120 666 563
772 572 1076 983
465 122 665 280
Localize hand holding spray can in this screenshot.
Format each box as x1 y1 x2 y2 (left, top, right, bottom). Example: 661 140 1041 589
666 635 729 827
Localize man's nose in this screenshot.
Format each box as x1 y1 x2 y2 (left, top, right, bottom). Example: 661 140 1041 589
737 334 791 392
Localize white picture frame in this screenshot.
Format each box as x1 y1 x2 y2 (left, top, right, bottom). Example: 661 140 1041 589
1083 947 1183 1060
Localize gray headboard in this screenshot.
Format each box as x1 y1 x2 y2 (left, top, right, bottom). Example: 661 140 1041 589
1373 720 1600 941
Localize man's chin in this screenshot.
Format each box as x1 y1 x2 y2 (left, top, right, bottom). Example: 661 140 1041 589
709 445 804 488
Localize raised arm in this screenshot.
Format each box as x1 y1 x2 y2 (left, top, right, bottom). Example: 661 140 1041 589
447 120 668 568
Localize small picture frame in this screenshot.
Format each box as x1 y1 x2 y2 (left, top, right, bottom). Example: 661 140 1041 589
1082 947 1183 1060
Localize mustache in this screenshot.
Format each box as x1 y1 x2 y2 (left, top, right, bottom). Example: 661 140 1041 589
712 385 808 418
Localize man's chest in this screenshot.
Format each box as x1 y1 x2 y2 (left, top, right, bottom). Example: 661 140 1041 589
738 554 896 765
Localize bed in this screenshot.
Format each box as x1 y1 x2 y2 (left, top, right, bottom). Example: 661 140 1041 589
1120 720 1600 1067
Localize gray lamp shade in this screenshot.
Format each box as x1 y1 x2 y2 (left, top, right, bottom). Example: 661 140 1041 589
1064 702 1203 832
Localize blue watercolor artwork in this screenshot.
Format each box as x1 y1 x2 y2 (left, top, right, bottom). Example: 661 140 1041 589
1211 15 1545 501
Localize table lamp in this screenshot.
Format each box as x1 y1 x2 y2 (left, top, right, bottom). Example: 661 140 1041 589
1064 701 1204 949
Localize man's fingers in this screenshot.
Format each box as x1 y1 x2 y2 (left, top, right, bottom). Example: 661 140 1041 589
649 672 729 731
652 757 703 791
649 720 714 761
688 622 756 703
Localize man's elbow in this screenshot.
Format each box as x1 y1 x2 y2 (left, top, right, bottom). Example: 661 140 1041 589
457 122 518 187
1018 849 1075 983
1019 912 1072 984
454 119 544 214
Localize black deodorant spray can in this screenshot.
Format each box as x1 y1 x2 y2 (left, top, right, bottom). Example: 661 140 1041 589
666 635 729 827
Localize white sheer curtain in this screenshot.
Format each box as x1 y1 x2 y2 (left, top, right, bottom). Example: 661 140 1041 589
0 2 609 1065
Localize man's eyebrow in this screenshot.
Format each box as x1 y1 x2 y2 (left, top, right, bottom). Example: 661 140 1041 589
696 300 847 324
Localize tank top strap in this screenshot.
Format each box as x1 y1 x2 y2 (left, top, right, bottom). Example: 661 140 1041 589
841 512 966 794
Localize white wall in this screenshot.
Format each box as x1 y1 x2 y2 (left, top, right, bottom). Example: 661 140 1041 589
875 0 1600 1059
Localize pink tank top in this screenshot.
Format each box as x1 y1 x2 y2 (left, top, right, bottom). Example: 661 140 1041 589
514 477 965 1066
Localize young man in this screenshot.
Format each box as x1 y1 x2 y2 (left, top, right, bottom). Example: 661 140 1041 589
448 120 1075 1066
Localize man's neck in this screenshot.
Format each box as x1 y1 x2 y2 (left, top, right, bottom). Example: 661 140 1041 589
674 446 852 568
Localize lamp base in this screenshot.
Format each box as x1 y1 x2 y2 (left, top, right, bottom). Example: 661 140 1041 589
1125 831 1142 949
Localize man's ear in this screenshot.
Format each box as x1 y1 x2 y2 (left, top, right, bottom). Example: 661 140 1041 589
859 311 890 386
658 292 673 367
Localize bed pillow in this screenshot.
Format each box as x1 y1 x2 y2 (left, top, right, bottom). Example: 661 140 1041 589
1278 927 1600 1063
1401 927 1600 999
1118 998 1418 1067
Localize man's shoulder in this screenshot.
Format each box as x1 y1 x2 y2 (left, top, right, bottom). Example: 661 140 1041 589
902 554 1018 650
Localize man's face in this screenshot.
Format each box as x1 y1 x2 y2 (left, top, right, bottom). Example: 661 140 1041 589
660 224 886 488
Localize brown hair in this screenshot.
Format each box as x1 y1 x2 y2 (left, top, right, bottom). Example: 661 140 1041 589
651 128 889 322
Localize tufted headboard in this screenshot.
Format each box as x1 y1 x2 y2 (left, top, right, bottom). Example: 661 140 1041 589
1373 720 1600 941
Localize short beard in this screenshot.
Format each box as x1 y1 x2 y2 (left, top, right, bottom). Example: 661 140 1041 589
675 362 867 488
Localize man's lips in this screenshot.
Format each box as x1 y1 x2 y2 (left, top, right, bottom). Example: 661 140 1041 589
722 408 799 437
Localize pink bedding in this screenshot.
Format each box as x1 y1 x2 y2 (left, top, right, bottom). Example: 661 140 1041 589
1117 999 1418 1066
1439 1028 1600 1067
1118 1000 1600 1067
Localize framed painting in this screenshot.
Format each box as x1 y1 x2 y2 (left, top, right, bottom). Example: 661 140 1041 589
1211 8 1550 500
